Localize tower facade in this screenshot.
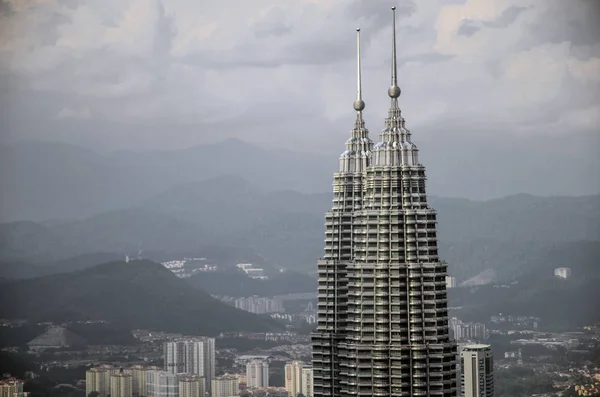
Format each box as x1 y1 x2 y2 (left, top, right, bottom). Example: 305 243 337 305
146 371 179 397
285 361 303 397
164 339 215 394
460 345 494 397
178 375 205 397
246 359 269 388
311 8 457 397
110 370 133 397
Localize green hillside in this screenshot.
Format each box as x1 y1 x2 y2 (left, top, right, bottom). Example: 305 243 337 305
0 260 281 335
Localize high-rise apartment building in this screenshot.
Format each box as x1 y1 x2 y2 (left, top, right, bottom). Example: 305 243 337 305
0 378 25 397
301 366 314 397
86 366 112 397
178 375 205 397
147 371 179 397
246 360 269 388
284 361 303 397
285 361 313 397
311 8 457 397
211 376 240 397
460 345 494 397
164 339 215 394
110 370 133 397
130 365 160 396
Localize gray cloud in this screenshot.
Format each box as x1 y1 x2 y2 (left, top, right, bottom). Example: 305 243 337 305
456 20 480 37
484 6 528 28
0 0 598 199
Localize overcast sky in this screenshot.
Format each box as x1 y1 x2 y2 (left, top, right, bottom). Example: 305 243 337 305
0 0 599 198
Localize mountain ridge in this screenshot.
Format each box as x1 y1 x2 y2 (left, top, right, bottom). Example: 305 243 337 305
0 260 281 335
1 176 597 282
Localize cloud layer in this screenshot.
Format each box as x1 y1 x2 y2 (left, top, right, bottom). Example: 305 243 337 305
0 0 598 198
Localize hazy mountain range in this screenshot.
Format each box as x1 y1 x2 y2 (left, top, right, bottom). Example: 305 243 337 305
0 139 598 283
0 139 335 222
450 241 600 328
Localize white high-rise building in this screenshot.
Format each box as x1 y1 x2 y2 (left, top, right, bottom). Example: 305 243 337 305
284 361 313 397
446 275 457 288
246 360 269 388
130 365 160 396
86 366 113 397
110 370 133 397
164 339 215 394
284 361 303 397
301 366 314 397
178 375 205 397
460 344 494 397
147 371 179 397
211 376 240 397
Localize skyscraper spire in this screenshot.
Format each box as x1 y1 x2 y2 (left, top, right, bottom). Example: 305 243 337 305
353 28 365 114
388 6 401 100
339 27 372 174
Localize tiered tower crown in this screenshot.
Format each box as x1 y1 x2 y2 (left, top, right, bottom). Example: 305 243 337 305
339 27 372 174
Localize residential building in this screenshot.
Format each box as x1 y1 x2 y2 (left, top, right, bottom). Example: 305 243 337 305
130 365 160 396
284 361 303 397
0 378 25 397
211 376 240 397
460 344 494 397
164 339 215 394
178 375 205 397
86 366 112 397
446 276 457 288
301 366 314 397
311 9 457 397
110 370 133 397
147 371 179 397
246 360 269 388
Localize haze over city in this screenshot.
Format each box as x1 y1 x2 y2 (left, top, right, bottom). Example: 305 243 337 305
0 1 599 397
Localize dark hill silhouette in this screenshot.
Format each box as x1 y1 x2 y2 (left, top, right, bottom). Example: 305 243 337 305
0 260 281 335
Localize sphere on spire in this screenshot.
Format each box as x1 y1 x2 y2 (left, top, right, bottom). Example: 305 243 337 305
388 85 401 98
353 99 365 112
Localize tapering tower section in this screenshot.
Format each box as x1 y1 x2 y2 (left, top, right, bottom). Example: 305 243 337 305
312 8 457 397
312 28 373 397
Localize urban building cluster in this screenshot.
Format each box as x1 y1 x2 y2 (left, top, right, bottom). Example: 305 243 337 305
86 338 215 397
450 317 489 341
161 258 217 278
236 264 267 279
228 297 284 314
573 374 600 396
0 378 27 397
489 314 540 329
86 367 209 397
270 313 317 324
83 338 318 397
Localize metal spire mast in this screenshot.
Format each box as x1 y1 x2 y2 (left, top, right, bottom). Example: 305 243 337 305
353 28 365 114
388 6 401 100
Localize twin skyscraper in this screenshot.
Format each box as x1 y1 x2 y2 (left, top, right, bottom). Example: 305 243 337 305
311 7 458 397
